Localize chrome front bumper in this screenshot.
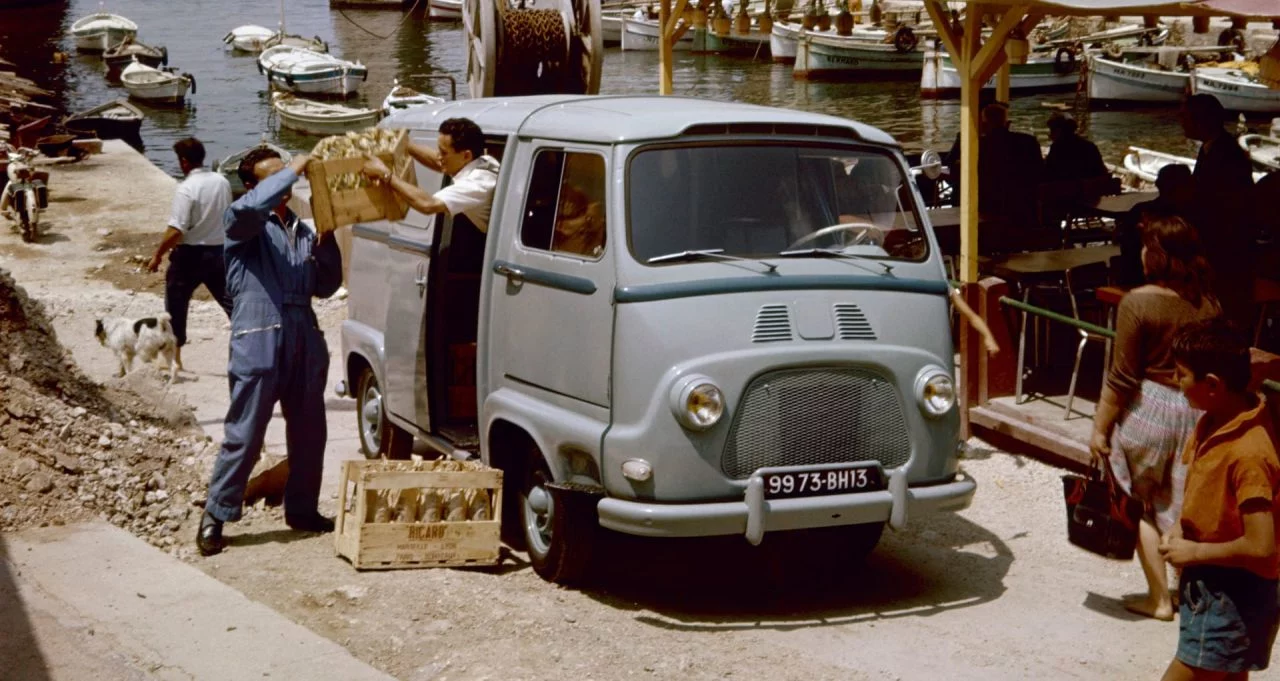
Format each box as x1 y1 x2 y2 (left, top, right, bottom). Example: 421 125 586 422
596 470 976 544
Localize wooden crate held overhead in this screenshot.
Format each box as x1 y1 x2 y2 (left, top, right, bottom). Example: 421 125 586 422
335 459 503 570
306 128 416 233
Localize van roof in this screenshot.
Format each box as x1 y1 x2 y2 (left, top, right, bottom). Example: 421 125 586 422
381 95 898 147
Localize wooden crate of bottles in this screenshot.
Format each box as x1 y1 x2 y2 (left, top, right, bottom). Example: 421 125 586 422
335 459 502 570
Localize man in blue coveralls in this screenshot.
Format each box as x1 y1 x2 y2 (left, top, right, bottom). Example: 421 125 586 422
197 148 343 556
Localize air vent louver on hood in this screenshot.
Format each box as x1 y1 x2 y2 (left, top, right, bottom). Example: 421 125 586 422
751 304 793 343
833 304 876 341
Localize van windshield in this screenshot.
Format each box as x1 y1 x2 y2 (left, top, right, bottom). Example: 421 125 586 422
627 143 929 265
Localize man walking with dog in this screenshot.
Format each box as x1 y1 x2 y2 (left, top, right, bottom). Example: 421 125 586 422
146 137 234 372
197 147 343 556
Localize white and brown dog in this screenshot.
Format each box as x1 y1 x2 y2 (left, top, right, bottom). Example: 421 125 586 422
94 313 180 384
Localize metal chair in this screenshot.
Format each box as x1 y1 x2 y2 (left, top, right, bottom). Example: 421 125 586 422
1064 261 1112 419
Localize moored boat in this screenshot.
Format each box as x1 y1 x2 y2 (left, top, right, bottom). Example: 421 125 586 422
793 30 924 80
1123 146 1193 184
921 49 1078 97
768 20 889 64
224 25 328 54
64 98 143 139
381 80 446 116
69 12 138 53
696 27 771 56
1087 55 1191 103
1240 133 1280 172
601 12 624 47
428 0 462 20
621 16 693 51
272 92 379 136
216 140 293 197
1192 67 1280 113
104 39 166 78
120 61 194 104
259 45 367 97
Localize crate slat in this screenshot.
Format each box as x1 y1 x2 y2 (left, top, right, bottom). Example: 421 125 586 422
306 129 416 233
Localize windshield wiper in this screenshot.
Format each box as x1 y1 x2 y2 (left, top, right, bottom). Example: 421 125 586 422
778 248 895 274
646 249 777 272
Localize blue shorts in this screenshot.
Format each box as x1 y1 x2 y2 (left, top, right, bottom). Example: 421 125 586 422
1177 566 1280 673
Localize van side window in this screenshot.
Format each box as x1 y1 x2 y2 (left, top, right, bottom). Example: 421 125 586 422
520 150 607 259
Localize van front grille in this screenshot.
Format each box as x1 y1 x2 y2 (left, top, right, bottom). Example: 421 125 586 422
720 367 911 479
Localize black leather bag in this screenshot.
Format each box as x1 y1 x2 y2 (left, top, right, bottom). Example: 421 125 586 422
1061 467 1143 560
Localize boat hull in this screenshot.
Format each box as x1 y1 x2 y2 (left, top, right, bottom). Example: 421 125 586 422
601 15 622 46
65 100 144 140
1192 69 1280 113
621 17 692 51
921 51 1077 97
769 23 800 63
123 79 190 104
794 35 922 79
428 0 461 21
695 29 771 56
277 110 380 136
1087 56 1189 103
73 26 137 53
268 68 367 96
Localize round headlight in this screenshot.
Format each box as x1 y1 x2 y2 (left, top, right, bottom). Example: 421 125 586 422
669 376 725 431
915 367 955 417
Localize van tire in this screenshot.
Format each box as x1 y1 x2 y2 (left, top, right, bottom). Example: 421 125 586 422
520 450 595 584
355 367 412 460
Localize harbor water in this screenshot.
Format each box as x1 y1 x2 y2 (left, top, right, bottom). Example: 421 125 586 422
0 0 1219 177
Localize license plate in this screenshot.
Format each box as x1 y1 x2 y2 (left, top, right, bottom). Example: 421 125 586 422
762 464 885 500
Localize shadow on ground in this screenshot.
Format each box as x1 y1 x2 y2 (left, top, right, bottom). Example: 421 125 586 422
0 534 51 680
576 512 1013 632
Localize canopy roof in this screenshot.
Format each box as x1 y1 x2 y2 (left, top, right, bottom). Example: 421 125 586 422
942 0 1280 17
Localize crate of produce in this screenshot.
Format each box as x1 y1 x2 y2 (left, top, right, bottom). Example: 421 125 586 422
306 127 417 233
335 459 502 570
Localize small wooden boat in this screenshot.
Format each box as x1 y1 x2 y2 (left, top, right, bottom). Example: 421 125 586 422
621 16 693 51
1122 146 1193 184
272 92 379 136
922 49 1078 97
768 20 888 64
381 80 445 117
1240 134 1280 172
121 61 194 104
259 45 367 97
224 25 328 54
64 98 143 139
697 27 772 56
1192 67 1280 113
216 140 293 197
70 11 137 53
36 134 77 158
793 30 925 80
104 39 166 78
1087 55 1191 103
428 0 462 21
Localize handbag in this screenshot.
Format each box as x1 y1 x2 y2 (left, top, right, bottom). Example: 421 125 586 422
1061 465 1143 560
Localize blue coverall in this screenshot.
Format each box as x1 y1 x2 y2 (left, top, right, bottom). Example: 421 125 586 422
204 167 343 523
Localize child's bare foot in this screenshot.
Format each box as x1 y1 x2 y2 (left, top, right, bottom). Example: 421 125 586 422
1123 595 1174 621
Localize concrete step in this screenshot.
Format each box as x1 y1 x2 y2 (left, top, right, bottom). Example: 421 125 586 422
0 522 396 681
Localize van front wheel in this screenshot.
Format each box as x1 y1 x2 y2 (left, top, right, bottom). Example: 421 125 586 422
355 367 411 460
520 453 595 584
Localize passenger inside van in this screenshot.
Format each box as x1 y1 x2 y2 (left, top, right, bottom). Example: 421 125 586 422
552 183 606 258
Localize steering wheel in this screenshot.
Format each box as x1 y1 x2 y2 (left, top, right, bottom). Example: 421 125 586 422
786 221 879 251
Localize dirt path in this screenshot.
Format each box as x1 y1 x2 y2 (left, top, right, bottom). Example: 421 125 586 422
0 142 1218 680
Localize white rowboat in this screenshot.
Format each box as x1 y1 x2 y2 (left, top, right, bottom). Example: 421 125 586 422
258 45 367 97
793 31 924 79
922 50 1078 97
1087 55 1191 103
381 80 445 116
70 12 138 53
120 61 194 104
428 0 462 21
1192 68 1280 114
1240 134 1280 172
272 93 379 136
621 17 692 51
1122 146 1193 184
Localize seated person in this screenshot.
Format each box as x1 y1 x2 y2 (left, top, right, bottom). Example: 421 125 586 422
1044 112 1108 183
552 184 605 258
361 117 499 234
977 103 1043 236
1113 163 1193 287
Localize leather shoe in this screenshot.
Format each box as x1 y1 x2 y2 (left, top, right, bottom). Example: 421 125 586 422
286 513 335 533
196 515 225 556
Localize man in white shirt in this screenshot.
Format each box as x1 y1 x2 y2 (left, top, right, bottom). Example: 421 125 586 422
147 138 234 371
360 117 499 233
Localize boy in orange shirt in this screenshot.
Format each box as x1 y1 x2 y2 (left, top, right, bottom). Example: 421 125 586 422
1159 319 1280 680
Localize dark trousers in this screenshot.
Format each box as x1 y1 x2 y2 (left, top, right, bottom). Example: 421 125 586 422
165 245 233 347
204 308 329 523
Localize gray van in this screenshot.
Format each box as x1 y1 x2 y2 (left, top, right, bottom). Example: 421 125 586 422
338 95 976 583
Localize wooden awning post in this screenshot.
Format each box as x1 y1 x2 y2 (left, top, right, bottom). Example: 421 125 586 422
659 0 691 94
996 61 1011 102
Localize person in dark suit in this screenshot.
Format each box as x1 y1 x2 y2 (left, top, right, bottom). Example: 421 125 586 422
1045 113 1108 183
977 102 1044 250
1182 93 1256 328
1114 164 1194 287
